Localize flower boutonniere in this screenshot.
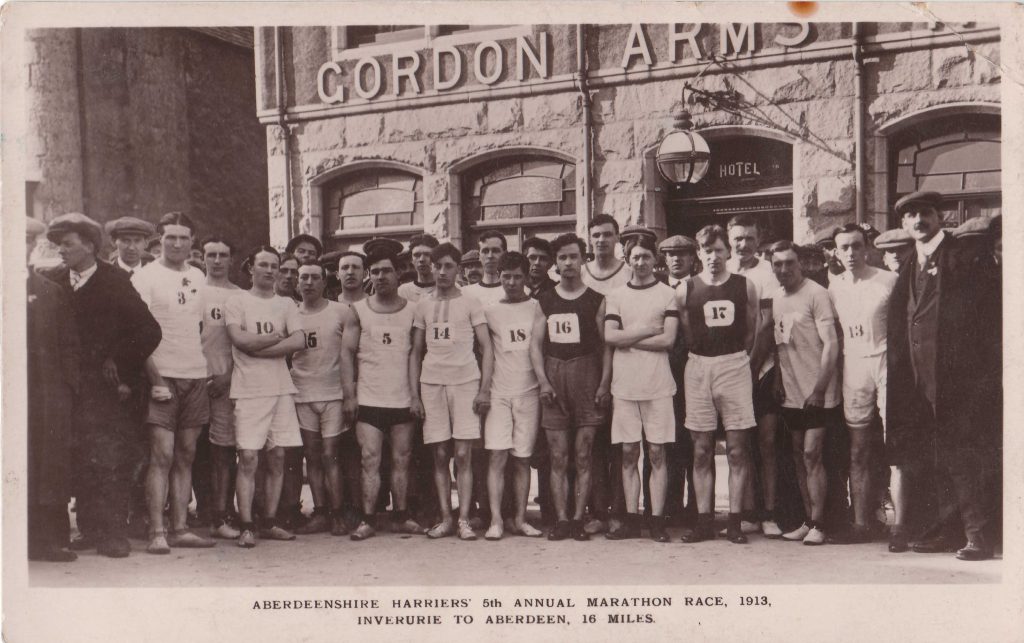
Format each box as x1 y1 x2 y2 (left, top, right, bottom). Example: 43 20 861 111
927 266 938 276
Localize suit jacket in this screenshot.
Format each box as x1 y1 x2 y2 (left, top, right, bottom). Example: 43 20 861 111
41 262 161 389
887 233 997 445
27 272 80 505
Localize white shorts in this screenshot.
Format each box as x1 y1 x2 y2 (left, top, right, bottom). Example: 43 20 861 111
421 381 481 444
208 394 235 447
684 351 755 433
484 394 540 458
233 395 303 451
611 396 676 445
296 400 347 438
843 353 887 432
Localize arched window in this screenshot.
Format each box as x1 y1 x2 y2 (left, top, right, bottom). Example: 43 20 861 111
461 155 576 251
890 114 1001 226
322 167 423 251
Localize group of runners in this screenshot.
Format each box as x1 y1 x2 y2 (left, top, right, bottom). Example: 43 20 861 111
25 188 1002 564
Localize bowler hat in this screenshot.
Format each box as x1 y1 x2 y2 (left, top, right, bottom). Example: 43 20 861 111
105 216 155 240
894 191 942 216
46 213 103 252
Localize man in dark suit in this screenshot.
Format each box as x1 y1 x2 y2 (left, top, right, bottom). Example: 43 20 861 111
44 213 162 558
106 216 156 276
886 191 998 561
27 218 80 562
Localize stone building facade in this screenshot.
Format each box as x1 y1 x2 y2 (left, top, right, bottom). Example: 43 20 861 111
26 28 269 255
255 23 1001 253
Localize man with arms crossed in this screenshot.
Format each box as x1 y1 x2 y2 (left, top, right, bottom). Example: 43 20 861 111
342 250 427 540
289 263 352 535
200 236 242 539
133 212 215 553
482 252 545 540
769 240 841 546
409 243 494 540
225 246 308 547
603 234 680 542
726 214 783 537
535 234 612 541
677 225 759 544
827 223 899 546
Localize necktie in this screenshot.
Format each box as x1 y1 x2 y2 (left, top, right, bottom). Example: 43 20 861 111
70 271 82 290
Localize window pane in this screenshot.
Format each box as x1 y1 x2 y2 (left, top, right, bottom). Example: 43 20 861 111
342 174 377 196
341 214 375 230
482 204 520 220
896 166 917 193
938 203 960 227
916 140 1000 175
897 145 917 165
483 162 522 184
378 174 418 191
965 170 1001 190
918 174 964 192
481 176 562 206
341 188 415 217
412 203 424 225
377 212 411 227
965 197 1001 219
560 189 576 215
523 159 564 178
522 202 560 218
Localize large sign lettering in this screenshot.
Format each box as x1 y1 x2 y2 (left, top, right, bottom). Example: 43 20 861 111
316 24 814 105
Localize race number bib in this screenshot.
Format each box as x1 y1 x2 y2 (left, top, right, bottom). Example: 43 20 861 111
774 313 794 345
207 306 225 326
844 320 871 347
371 325 406 350
500 325 531 352
427 323 455 347
547 313 581 344
703 299 735 327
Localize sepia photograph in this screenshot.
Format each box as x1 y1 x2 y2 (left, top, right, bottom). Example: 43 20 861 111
3 2 1021 641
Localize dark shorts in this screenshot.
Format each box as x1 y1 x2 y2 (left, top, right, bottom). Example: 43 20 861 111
146 377 210 431
358 405 414 431
541 353 606 432
753 366 781 418
780 405 841 433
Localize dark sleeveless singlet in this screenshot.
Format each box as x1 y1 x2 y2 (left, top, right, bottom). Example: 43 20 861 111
684 273 748 357
537 287 604 360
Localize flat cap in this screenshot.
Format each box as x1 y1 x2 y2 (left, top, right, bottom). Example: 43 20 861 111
619 224 657 245
873 228 913 250
320 250 344 266
47 212 103 251
26 217 47 238
951 215 993 239
813 227 838 249
285 233 324 256
460 249 481 265
894 190 943 216
658 234 697 253
105 216 155 239
362 237 404 257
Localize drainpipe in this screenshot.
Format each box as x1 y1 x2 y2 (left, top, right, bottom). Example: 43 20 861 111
576 25 593 226
274 27 294 239
852 23 866 224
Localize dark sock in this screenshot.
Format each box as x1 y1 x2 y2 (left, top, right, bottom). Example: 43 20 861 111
697 512 714 527
392 509 408 523
728 512 742 529
741 510 758 523
240 521 255 532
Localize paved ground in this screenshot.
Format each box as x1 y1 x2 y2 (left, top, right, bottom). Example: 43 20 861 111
30 456 1002 587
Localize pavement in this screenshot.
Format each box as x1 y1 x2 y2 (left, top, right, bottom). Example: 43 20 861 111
30 456 1002 587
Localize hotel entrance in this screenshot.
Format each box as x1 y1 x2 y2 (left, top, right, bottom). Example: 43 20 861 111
665 135 794 243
